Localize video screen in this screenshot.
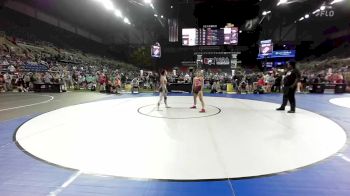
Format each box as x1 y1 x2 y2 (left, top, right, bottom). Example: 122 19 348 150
182 28 197 46
259 40 273 55
151 45 161 58
182 27 238 46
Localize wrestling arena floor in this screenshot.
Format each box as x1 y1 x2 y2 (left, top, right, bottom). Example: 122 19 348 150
0 92 350 196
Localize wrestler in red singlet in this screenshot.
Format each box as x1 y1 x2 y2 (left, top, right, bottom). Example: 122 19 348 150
190 71 205 113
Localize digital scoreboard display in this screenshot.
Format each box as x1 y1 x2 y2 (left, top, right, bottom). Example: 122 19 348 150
198 27 238 46
182 26 238 46
259 40 273 56
182 28 197 46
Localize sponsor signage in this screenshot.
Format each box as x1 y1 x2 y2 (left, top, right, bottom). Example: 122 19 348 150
203 57 231 66
257 50 296 59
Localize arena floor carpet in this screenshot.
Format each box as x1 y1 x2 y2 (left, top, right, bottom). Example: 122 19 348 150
0 92 350 196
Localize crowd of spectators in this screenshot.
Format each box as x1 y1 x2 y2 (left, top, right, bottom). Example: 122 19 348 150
152 58 349 94
1 53 348 94
0 33 140 93
0 52 155 93
226 65 348 94
0 32 349 94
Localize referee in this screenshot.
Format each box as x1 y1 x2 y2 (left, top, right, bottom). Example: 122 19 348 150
276 61 301 113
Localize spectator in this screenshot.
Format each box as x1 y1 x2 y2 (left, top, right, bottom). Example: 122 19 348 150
272 74 282 93
210 80 222 94
131 77 139 94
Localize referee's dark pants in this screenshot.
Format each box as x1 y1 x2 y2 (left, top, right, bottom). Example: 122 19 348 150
281 86 296 111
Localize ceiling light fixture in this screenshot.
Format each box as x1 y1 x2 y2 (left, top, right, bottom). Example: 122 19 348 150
312 9 320 14
277 0 288 6
144 0 152 4
330 0 344 5
101 0 115 11
114 9 122 18
262 10 271 16
124 17 131 24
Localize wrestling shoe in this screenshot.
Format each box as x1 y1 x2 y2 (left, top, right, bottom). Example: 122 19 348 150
199 109 206 113
190 106 197 109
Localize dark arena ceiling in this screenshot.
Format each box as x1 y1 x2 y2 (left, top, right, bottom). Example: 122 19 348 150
12 0 263 43
193 0 261 27
5 0 350 65
11 0 350 44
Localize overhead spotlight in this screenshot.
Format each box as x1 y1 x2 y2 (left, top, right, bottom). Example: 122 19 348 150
262 10 271 16
320 5 326 10
154 14 158 17
123 17 130 24
277 0 288 6
161 15 164 18
101 0 114 11
299 17 304 21
114 9 122 18
150 3 155 9
144 0 152 4
171 5 174 9
239 30 242 33
90 0 131 27
305 14 310 19
312 9 320 14
330 0 344 5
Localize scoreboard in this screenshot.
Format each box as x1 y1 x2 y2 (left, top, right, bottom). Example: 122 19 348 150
182 26 238 46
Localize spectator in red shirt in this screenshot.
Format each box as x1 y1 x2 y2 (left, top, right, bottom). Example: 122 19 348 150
257 75 265 87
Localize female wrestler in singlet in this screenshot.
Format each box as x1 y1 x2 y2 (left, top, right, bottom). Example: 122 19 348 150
157 70 170 110
190 71 205 113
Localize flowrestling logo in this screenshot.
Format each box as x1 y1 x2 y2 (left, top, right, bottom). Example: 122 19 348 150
315 10 335 17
